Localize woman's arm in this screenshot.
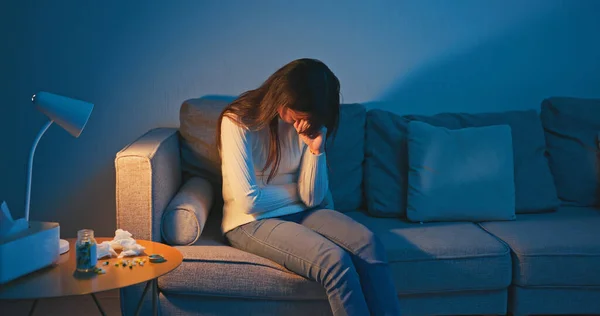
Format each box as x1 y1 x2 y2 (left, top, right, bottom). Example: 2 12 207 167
298 145 329 207
221 116 299 214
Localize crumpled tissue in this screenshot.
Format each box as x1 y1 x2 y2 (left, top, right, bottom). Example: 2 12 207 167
97 242 118 259
0 201 28 239
97 229 146 259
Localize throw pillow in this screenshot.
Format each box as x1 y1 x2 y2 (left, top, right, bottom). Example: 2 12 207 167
161 177 214 246
406 121 516 222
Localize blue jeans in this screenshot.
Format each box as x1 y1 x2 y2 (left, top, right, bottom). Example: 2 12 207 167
225 209 402 316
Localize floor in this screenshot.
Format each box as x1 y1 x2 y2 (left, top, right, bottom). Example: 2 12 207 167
0 292 509 316
0 293 593 316
0 289 121 316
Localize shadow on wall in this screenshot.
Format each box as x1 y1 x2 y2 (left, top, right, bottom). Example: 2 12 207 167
367 2 600 116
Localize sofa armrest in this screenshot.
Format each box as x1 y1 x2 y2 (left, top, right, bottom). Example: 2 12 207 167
115 128 182 242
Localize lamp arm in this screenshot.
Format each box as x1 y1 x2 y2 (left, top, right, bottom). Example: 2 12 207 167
24 120 54 222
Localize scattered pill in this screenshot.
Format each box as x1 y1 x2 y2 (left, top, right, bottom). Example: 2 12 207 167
149 254 167 263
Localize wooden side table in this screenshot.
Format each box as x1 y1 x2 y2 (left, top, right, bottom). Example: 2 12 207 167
0 238 183 316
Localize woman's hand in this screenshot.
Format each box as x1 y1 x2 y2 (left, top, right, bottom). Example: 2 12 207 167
294 120 327 155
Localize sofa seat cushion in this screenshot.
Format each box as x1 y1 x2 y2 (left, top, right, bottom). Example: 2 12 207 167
346 211 512 294
479 206 600 287
158 239 326 299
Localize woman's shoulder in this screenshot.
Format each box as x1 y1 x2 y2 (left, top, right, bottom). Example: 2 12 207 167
221 114 250 131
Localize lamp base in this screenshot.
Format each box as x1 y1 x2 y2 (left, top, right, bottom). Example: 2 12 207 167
0 221 60 284
59 238 70 254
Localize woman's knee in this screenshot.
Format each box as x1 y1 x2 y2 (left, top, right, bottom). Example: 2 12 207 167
319 246 356 286
353 228 388 264
322 246 353 269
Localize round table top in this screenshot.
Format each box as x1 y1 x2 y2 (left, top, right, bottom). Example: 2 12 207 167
0 238 183 300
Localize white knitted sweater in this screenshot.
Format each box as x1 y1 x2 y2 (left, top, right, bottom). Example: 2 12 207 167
219 116 332 233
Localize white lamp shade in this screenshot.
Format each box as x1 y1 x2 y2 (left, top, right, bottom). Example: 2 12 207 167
32 92 94 138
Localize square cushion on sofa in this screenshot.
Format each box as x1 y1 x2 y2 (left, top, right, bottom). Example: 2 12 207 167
179 97 366 212
479 206 600 287
541 97 600 207
364 109 559 218
346 211 512 294
406 121 516 222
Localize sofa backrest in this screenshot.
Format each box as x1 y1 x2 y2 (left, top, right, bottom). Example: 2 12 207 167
541 97 600 208
179 96 366 212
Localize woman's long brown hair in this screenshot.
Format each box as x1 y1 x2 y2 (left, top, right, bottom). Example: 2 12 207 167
216 58 340 184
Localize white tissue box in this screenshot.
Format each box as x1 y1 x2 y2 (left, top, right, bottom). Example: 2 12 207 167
0 221 60 284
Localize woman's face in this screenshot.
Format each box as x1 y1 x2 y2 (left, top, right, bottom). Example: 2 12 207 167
278 106 310 124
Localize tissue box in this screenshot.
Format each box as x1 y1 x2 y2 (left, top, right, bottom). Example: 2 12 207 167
0 221 60 284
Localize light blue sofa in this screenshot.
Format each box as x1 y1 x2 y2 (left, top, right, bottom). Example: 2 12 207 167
115 96 600 316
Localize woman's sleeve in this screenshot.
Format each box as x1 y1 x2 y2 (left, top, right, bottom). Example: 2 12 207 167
220 117 300 214
297 145 329 207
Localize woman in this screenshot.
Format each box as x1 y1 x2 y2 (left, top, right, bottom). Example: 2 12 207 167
217 58 401 316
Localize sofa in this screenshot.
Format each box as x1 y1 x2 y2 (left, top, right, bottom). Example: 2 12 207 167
115 96 600 316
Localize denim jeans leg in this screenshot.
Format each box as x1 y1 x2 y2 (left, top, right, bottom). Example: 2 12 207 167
225 218 370 316
300 209 402 316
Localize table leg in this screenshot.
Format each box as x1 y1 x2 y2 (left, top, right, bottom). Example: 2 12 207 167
152 278 157 316
134 280 152 316
90 293 106 316
28 299 38 316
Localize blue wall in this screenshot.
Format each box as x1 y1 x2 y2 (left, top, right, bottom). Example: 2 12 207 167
1 0 598 237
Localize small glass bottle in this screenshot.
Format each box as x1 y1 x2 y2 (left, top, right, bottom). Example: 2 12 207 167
76 229 98 272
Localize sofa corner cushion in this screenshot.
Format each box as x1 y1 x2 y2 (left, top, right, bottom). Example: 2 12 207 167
406 121 516 222
346 211 512 294
179 97 232 187
161 177 214 246
541 97 600 208
364 109 558 218
326 103 366 211
479 206 600 287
